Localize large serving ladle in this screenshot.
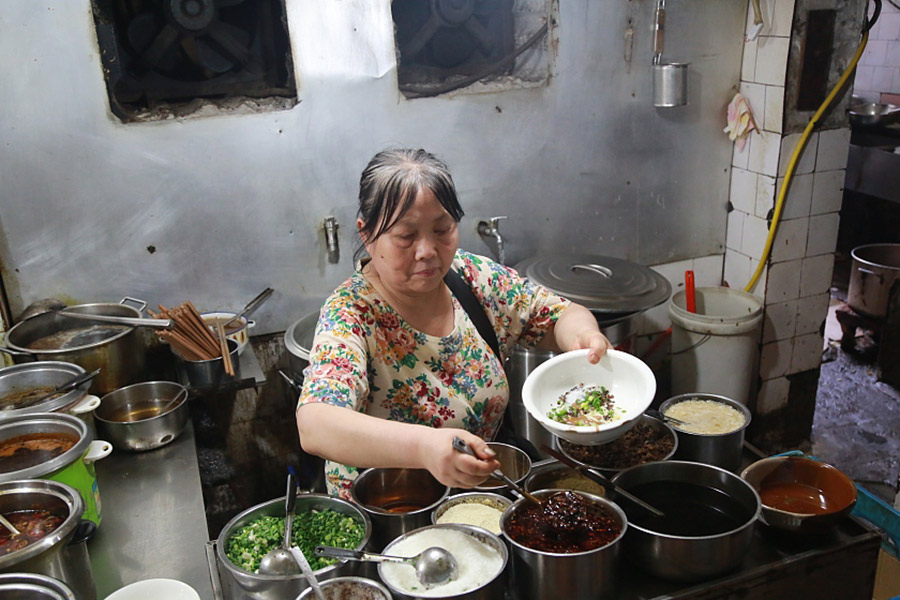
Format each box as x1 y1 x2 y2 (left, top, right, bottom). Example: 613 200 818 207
315 545 459 587
259 472 300 576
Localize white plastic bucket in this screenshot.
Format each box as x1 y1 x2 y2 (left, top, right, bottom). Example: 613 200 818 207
668 287 763 405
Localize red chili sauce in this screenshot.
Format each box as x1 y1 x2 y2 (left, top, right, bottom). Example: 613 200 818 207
0 509 65 555
505 491 621 553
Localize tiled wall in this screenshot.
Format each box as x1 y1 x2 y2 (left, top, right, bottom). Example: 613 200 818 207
727 0 850 418
853 0 900 103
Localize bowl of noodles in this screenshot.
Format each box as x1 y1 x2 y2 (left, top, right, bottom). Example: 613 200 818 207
521 349 656 446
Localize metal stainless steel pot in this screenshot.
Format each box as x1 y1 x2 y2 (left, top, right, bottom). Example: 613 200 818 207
351 468 450 552
659 393 751 473
500 489 627 600
0 413 112 525
0 362 100 421
95 381 189 451
611 461 760 583
215 493 372 600
848 243 900 318
283 310 320 379
2 298 151 395
0 572 77 600
0 479 96 600
378 523 508 600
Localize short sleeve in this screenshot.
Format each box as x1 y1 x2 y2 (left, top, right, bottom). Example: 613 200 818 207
452 251 570 357
297 285 371 412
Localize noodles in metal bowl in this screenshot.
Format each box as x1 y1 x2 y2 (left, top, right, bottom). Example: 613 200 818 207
522 349 657 445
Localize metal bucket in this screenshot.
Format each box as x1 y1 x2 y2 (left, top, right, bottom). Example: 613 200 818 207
653 63 688 107
848 243 900 318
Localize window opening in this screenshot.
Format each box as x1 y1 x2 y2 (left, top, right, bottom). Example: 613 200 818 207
392 0 551 99
92 0 297 121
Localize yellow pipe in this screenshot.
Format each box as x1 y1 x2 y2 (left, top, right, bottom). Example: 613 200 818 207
744 29 870 293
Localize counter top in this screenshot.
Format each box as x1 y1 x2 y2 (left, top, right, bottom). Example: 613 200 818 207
90 421 214 599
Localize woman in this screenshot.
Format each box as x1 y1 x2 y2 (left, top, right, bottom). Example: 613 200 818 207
296 148 609 499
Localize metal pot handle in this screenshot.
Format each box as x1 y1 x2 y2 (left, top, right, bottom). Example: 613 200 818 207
69 519 97 545
571 264 613 279
84 440 113 464
71 395 101 415
0 344 33 358
119 296 148 313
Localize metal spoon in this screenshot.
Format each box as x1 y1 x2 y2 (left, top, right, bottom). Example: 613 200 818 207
315 545 459 587
20 368 102 410
223 288 274 329
289 546 326 600
0 514 20 536
259 472 300 575
645 408 690 427
451 436 542 505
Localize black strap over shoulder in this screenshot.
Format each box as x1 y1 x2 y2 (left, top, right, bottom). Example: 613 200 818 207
443 268 501 361
443 266 542 461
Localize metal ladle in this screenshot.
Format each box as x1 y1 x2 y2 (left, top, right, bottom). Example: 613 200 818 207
259 472 300 576
223 287 274 329
18 368 102 410
315 545 459 587
645 408 689 428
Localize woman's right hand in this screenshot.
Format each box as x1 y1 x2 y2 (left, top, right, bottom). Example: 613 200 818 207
418 428 501 489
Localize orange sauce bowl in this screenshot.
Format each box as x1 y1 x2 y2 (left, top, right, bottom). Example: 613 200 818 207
741 456 857 534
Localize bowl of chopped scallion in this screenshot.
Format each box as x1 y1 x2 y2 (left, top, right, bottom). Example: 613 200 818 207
216 492 371 599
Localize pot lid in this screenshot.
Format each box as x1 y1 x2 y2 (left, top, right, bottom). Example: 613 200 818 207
515 254 672 313
284 310 321 361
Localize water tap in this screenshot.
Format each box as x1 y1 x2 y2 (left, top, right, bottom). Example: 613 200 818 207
476 216 507 265
324 216 340 264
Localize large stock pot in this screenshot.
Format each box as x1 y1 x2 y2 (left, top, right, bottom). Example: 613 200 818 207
2 298 150 395
848 243 900 318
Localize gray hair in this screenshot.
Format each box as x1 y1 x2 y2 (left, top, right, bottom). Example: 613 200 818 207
355 148 464 260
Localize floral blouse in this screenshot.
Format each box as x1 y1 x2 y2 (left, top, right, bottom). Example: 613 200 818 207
298 250 570 498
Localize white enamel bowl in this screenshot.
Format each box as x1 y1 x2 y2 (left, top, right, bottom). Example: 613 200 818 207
521 348 656 446
105 579 200 600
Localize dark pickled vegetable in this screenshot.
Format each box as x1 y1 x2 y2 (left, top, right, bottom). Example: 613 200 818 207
506 491 621 553
560 423 675 469
0 509 65 555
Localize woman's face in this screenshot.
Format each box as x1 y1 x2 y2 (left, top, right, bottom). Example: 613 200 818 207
361 187 459 298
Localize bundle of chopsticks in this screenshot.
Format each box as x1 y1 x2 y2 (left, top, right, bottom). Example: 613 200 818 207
150 302 235 376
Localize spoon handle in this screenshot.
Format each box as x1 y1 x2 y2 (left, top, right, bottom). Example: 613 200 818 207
290 547 326 600
451 436 542 505
0 514 20 536
283 471 297 548
314 546 413 566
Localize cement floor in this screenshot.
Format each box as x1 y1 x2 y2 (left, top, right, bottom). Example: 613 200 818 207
812 293 900 509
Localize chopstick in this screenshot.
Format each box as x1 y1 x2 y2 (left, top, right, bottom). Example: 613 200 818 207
215 319 234 377
150 302 222 361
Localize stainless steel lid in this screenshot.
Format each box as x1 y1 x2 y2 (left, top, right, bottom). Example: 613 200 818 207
515 254 672 314
283 310 321 361
0 573 77 600
0 362 88 416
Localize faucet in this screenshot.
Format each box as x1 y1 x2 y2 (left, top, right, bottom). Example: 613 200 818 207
324 216 340 264
476 216 507 265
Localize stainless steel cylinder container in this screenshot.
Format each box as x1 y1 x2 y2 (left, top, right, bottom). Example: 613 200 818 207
96 381 189 451
653 63 689 107
500 489 627 600
0 572 78 600
378 523 508 600
0 479 95 600
848 243 900 318
611 461 760 582
351 468 449 552
659 393 751 473
215 493 372 600
295 576 392 599
177 339 241 387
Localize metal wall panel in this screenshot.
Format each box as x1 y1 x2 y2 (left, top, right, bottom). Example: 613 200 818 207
0 0 746 333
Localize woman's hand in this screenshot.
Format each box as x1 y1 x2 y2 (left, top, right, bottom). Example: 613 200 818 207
417 429 501 489
539 303 611 363
572 330 611 364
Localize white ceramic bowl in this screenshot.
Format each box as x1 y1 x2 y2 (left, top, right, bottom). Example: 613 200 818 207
201 311 255 355
521 348 656 446
105 579 200 600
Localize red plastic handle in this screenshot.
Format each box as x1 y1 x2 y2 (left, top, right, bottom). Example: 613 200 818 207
685 270 696 313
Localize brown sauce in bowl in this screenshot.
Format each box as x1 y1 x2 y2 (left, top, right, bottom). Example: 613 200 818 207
760 482 831 514
0 509 65 555
505 491 621 553
0 433 78 473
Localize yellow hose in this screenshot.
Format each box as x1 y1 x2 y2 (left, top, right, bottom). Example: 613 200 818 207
744 30 870 293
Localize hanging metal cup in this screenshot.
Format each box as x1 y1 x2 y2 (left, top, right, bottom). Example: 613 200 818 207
653 62 689 107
